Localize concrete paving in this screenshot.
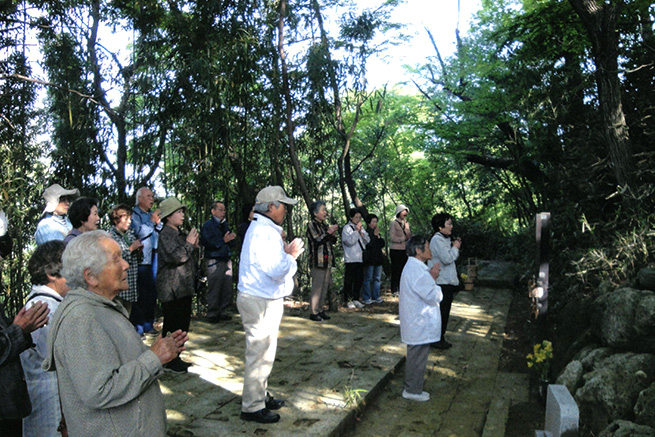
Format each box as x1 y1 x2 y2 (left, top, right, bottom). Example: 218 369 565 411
157 262 524 436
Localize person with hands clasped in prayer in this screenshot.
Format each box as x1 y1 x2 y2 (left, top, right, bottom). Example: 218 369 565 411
43 230 188 436
237 186 304 424
399 235 443 402
342 208 370 308
428 213 462 350
306 201 339 322
389 204 412 295
200 201 237 323
156 197 199 374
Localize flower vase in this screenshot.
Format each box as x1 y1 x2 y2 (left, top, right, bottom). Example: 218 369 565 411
538 378 549 405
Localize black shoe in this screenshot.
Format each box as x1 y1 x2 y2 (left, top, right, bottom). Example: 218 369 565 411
180 359 192 368
265 392 285 410
205 316 221 324
164 359 188 374
240 408 280 423
432 340 453 350
309 313 323 322
317 311 331 320
219 314 232 321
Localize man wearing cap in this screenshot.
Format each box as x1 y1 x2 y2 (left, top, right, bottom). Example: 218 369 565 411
237 186 304 424
130 187 162 336
35 184 80 246
200 201 237 323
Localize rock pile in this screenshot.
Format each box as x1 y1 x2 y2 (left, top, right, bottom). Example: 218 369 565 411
555 275 655 436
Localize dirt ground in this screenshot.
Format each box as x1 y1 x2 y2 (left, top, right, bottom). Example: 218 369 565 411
287 285 544 436
498 288 545 435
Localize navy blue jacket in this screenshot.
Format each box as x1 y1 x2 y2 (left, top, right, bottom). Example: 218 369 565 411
200 217 235 260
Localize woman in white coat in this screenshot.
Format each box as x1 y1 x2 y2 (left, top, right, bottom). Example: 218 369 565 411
399 236 442 402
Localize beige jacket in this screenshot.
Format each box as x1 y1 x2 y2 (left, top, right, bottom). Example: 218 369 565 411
389 219 412 250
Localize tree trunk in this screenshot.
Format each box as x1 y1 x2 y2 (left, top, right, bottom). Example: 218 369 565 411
278 0 312 211
569 0 634 190
311 0 367 218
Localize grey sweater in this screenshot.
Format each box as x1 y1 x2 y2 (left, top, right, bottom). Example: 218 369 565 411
44 288 166 436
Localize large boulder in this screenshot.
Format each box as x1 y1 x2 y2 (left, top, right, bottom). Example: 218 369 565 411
635 382 655 428
556 360 584 394
574 352 655 435
578 346 613 371
598 420 655 437
636 268 655 292
554 296 593 366
592 287 655 352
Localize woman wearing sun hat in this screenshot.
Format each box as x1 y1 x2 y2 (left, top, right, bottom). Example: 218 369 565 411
389 204 412 295
156 197 199 373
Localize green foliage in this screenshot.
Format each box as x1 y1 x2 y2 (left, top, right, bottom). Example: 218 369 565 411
569 215 655 291
40 31 102 190
1 47 46 314
2 0 653 322
343 369 368 409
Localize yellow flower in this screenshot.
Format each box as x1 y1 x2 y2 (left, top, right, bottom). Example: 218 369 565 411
461 273 469 280
527 340 553 378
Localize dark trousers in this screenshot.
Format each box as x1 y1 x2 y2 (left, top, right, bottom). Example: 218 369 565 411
404 344 431 394
162 295 192 364
206 259 233 318
343 262 364 302
0 419 22 437
130 264 157 327
162 295 192 336
390 249 408 293
439 284 458 340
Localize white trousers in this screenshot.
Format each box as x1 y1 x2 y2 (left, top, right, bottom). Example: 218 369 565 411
237 293 284 412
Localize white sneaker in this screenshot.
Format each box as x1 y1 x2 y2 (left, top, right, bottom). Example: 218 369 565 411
374 298 384 303
402 389 430 402
347 301 356 309
352 300 365 308
362 299 373 305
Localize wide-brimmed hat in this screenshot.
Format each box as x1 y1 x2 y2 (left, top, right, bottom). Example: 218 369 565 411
159 197 185 219
255 186 298 205
395 204 409 217
43 184 80 214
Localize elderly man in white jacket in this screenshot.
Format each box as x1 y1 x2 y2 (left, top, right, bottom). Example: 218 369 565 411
237 186 304 424
399 235 443 402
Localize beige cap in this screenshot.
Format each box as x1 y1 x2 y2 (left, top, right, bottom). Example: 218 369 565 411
159 197 185 219
43 184 80 214
255 186 298 205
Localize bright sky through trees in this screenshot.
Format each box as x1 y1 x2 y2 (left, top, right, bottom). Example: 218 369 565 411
363 0 481 89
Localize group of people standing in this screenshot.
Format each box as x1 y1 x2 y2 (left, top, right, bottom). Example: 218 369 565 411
1 184 189 436
305 201 465 404
306 203 415 321
1 179 466 434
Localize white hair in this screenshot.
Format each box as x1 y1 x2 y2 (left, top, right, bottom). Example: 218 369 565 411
253 201 280 214
61 230 113 289
135 187 150 204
